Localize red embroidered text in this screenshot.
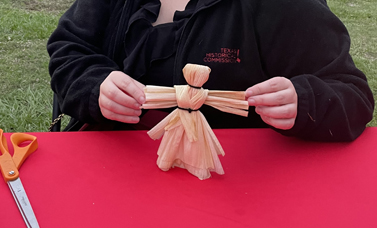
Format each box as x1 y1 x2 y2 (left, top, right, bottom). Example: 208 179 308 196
204 48 241 63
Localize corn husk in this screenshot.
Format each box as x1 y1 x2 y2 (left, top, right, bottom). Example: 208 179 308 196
141 63 248 180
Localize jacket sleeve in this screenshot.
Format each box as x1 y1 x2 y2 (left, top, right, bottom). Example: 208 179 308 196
47 0 120 124
254 0 374 141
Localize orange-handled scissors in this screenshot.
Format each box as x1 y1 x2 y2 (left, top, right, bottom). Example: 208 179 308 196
0 129 40 228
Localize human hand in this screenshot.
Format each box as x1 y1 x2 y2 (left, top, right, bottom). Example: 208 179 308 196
99 71 145 123
245 77 297 130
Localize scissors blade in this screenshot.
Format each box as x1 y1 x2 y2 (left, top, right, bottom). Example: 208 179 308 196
8 178 40 228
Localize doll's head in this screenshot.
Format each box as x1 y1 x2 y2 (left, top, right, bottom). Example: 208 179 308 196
182 64 211 88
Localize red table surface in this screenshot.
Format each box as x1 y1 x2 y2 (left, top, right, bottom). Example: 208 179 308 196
1 128 377 228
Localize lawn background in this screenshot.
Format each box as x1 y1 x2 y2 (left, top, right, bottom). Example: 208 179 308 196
0 0 376 132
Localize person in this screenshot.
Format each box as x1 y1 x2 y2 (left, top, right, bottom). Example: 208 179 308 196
47 0 374 141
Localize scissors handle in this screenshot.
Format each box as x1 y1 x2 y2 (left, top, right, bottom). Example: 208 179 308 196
11 133 38 169
0 130 38 182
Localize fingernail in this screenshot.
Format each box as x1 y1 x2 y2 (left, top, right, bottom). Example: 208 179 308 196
131 116 139 123
246 90 252 97
248 98 255 105
139 96 145 104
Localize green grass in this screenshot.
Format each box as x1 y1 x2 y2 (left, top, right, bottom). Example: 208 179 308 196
0 0 72 132
328 0 377 126
0 0 376 132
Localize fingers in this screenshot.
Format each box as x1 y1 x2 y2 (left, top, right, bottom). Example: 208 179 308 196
255 104 297 119
246 77 296 106
245 77 298 130
248 88 295 107
255 104 297 129
99 94 142 123
246 76 291 96
99 71 145 123
100 77 143 109
105 71 145 105
133 79 147 91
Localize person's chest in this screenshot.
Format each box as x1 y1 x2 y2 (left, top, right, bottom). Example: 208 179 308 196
108 0 268 91
173 0 268 91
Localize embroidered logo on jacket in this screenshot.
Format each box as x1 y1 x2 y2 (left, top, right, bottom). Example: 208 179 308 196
204 48 241 63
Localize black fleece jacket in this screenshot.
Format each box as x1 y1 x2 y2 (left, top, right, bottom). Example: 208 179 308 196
47 0 374 141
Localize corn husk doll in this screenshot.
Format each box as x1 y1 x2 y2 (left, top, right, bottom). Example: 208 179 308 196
142 64 249 180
